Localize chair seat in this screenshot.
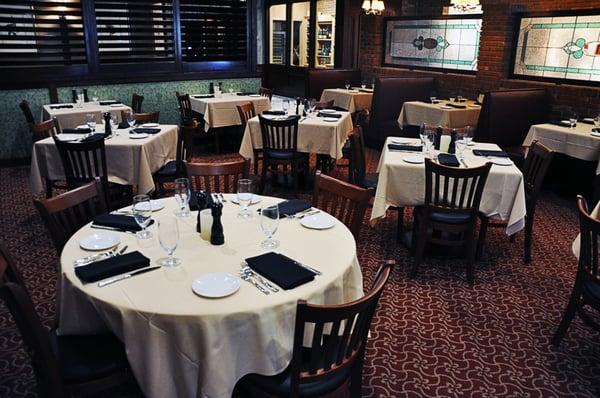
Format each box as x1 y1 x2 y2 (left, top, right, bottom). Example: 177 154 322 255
503 145 527 169
429 211 472 224
583 280 600 304
240 347 352 397
265 150 297 161
50 330 130 384
361 172 379 190
154 160 178 177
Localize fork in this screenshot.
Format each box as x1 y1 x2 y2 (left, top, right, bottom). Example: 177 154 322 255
239 272 270 295
218 193 227 202
74 245 127 267
241 265 279 292
287 208 314 219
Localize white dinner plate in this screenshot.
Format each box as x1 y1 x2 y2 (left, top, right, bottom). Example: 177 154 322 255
141 123 159 128
319 109 337 114
323 117 339 122
110 104 123 107
591 131 600 137
133 199 165 212
403 154 425 164
76 124 89 130
129 133 149 139
192 273 240 298
490 157 513 166
469 104 481 108
55 134 82 142
230 194 262 205
300 213 336 230
440 105 453 110
583 118 595 124
249 94 261 97
79 233 120 251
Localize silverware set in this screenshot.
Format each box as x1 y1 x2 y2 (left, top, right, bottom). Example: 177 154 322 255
90 224 136 234
240 265 279 293
74 245 128 267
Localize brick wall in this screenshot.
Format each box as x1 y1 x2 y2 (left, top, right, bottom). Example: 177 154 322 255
358 0 600 118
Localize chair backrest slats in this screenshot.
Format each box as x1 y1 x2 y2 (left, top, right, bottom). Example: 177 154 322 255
577 196 600 281
53 136 108 191
20 99 36 125
177 93 193 122
186 159 251 193
259 87 273 101
259 115 300 153
523 140 554 199
31 118 61 142
131 93 144 113
236 102 256 129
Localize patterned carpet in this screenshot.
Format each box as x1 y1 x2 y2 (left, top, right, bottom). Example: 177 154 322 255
1 148 599 397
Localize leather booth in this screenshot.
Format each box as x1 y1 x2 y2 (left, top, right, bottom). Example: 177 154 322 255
475 88 548 167
362 77 436 148
305 69 361 100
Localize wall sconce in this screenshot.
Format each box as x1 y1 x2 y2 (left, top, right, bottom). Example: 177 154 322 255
362 0 385 16
446 0 481 14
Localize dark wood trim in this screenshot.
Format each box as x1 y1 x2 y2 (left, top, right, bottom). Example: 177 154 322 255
309 0 317 68
81 0 98 74
0 157 30 168
334 0 344 67
49 83 59 103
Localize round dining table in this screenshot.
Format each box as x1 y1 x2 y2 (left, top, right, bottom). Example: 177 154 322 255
58 195 364 398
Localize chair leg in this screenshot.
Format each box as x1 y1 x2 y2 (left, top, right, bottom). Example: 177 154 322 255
509 234 516 243
259 161 267 194
253 153 259 175
465 226 477 285
45 177 53 198
552 292 581 346
476 216 489 261
524 215 534 264
291 162 299 196
396 207 405 244
349 357 364 398
411 218 427 278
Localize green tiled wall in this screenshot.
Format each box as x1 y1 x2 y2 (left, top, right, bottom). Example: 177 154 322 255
0 77 261 161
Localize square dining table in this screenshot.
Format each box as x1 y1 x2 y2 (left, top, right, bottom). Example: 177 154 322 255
320 88 373 113
30 125 178 195
398 100 481 129
239 112 354 162
189 93 271 132
42 101 132 129
371 137 527 236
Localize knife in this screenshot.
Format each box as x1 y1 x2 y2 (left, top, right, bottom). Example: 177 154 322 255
277 253 322 276
98 266 161 287
91 224 136 235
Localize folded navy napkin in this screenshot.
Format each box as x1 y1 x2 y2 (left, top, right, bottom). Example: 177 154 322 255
472 149 509 157
75 251 150 283
50 104 74 109
581 118 595 125
317 112 342 118
99 100 120 106
388 143 422 152
593 128 600 133
193 94 214 99
117 121 130 129
550 120 573 127
245 252 316 290
446 103 467 109
438 153 460 167
62 128 91 134
358 88 373 93
263 110 286 115
80 134 105 143
277 199 311 218
93 213 153 232
188 191 212 211
236 92 256 96
131 127 161 134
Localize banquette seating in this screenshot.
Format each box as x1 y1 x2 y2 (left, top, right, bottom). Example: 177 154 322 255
305 68 361 100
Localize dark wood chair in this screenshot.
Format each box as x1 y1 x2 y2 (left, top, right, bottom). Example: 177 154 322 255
176 92 194 123
53 136 132 210
258 115 308 196
552 195 600 346
186 158 251 193
412 159 492 284
236 260 395 398
20 99 35 125
153 120 198 196
259 87 274 101
314 99 334 110
121 111 160 124
32 118 61 142
0 243 135 398
237 102 261 175
131 93 144 113
477 141 554 263
312 171 371 239
34 178 108 255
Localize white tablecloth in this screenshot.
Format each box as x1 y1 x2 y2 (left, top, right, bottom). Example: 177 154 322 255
398 101 481 129
239 113 354 162
190 94 271 132
524 123 600 174
371 138 527 236
320 88 373 113
30 125 178 195
42 102 132 130
58 196 364 398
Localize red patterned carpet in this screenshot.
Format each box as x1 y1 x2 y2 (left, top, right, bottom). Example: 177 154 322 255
1 149 599 397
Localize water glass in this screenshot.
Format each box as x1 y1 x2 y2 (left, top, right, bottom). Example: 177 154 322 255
158 217 180 267
110 114 118 135
594 114 600 129
345 80 351 90
361 82 366 89
430 96 437 104
92 92 98 102
124 110 135 130
463 125 473 145
569 113 578 128
371 78 375 89
174 178 191 218
260 205 280 249
237 178 253 219
133 195 153 240
86 114 96 132
282 100 290 115
456 139 467 163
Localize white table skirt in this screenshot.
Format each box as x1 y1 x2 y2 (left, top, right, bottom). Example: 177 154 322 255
320 89 373 113
42 102 132 130
58 196 364 398
398 101 481 129
190 94 271 132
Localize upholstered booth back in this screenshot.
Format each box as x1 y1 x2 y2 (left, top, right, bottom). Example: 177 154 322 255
305 69 361 100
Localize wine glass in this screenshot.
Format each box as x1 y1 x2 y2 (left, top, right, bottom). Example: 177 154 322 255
260 205 279 249
86 114 96 132
463 126 473 146
430 96 437 104
569 112 578 128
594 114 600 129
92 91 98 102
344 80 351 90
282 100 290 115
174 178 191 218
361 81 366 89
124 110 136 131
133 195 153 240
158 217 180 267
456 133 467 165
237 178 253 219
371 78 375 89
425 130 436 159
419 123 429 146
308 98 316 117
110 114 118 135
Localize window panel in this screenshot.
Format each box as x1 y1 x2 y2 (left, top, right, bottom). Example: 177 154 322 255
290 2 309 67
269 4 286 65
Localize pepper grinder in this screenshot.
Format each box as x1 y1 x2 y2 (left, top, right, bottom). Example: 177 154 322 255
83 88 89 102
102 112 112 137
195 191 208 233
71 89 78 103
448 129 457 154
434 126 443 150
210 202 224 245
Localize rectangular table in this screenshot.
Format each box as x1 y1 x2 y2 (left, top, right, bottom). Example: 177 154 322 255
371 137 527 236
190 94 271 132
524 122 600 174
320 88 373 113
239 113 354 162
30 125 178 195
398 100 481 129
42 102 132 130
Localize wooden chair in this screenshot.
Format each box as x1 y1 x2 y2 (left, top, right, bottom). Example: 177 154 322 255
53 136 132 210
32 118 61 142
186 158 251 193
20 99 35 125
34 178 108 255
552 195 600 346
258 115 307 196
412 159 492 284
237 102 261 174
131 93 144 113
120 111 160 124
312 171 371 239
314 99 334 110
0 243 135 398
477 141 554 263
153 120 199 196
176 92 194 124
236 260 395 398
259 87 274 101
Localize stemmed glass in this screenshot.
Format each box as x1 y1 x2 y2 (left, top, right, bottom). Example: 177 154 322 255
110 114 119 135
133 194 153 240
594 114 600 130
260 205 279 249
371 78 375 89
124 110 136 131
158 217 180 267
86 114 96 132
307 98 316 117
92 91 98 102
282 100 290 116
237 178 253 219
456 131 467 166
463 126 473 145
345 80 351 90
174 178 191 218
361 81 367 89
569 112 578 128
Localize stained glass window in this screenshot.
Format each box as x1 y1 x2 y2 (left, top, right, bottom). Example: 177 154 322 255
383 17 482 72
513 14 600 83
